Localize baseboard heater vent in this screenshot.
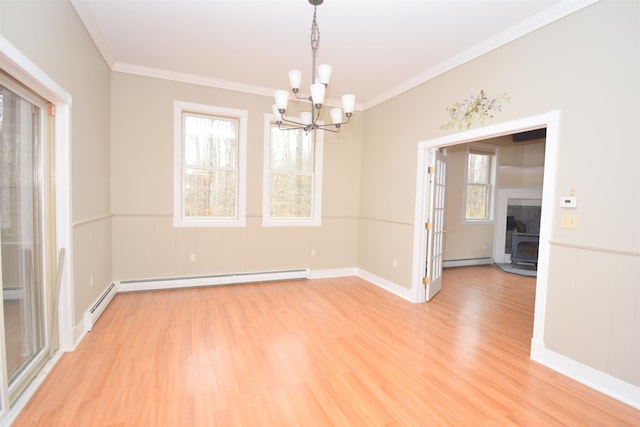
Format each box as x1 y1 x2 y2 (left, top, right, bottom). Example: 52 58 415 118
84 282 117 332
118 268 311 293
2 286 23 301
443 257 493 268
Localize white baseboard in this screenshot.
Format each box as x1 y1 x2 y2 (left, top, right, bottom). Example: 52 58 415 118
531 338 640 410
71 320 87 350
309 267 357 279
356 268 415 302
0 350 63 427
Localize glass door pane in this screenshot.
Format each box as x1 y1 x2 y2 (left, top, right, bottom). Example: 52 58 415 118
0 82 47 400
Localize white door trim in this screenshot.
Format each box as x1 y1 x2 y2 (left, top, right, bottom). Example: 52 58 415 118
0 34 73 349
412 111 560 350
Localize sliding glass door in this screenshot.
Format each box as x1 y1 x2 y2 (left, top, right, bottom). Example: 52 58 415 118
0 73 51 405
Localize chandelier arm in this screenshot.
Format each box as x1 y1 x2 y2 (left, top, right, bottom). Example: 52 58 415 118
293 93 312 101
278 124 314 132
275 119 340 134
313 123 339 133
313 104 321 123
279 115 309 128
330 114 352 127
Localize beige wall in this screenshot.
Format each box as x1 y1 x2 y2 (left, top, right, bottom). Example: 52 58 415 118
0 0 112 325
498 139 545 187
361 0 639 386
110 73 362 280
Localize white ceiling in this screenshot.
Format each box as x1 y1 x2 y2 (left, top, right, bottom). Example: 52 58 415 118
71 0 594 110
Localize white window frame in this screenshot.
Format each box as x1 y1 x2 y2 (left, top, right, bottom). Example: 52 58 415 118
262 114 323 227
173 100 247 227
463 143 498 224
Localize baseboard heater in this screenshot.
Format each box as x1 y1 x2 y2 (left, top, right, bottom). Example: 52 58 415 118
117 268 311 293
443 257 493 268
84 282 117 332
2 286 23 301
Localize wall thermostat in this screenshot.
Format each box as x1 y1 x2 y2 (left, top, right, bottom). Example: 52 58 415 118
560 196 577 208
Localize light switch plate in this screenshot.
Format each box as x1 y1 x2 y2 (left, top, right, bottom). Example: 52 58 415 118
561 214 578 229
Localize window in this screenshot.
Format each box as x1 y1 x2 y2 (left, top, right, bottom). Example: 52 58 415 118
464 144 498 222
263 115 323 226
173 101 247 227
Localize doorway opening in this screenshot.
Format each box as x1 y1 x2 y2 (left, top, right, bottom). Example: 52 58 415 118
411 111 559 357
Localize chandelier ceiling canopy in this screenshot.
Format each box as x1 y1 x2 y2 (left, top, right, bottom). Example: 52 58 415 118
272 0 355 134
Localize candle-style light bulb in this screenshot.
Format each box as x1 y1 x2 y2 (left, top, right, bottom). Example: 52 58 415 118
274 90 289 112
341 94 355 116
330 108 343 125
288 70 302 92
318 64 332 85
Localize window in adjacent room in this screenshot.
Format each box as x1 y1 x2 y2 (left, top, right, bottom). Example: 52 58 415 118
464 144 498 222
263 115 323 226
173 101 247 227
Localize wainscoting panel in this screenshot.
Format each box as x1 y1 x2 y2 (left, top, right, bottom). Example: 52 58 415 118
357 218 414 290
111 215 359 283
543 242 640 388
72 216 113 327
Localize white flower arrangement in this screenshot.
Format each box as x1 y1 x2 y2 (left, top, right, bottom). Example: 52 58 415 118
440 90 510 130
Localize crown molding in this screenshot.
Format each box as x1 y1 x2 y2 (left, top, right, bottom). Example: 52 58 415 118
71 0 115 68
361 0 600 110
112 62 364 111
112 62 273 97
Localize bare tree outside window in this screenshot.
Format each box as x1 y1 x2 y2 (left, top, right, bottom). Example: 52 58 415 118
262 118 322 227
183 114 238 218
173 101 247 228
269 127 314 219
465 147 497 221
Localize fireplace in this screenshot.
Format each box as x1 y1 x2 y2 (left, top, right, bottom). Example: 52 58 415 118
493 188 543 266
505 204 541 254
511 232 539 267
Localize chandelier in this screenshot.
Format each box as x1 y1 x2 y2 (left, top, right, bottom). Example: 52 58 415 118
272 0 355 134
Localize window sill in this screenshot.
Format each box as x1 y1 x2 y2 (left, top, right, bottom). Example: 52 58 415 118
463 219 494 225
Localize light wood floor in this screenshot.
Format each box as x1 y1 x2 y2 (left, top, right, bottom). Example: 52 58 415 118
13 266 640 426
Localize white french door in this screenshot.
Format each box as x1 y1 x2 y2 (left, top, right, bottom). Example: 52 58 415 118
0 72 53 406
425 148 446 301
